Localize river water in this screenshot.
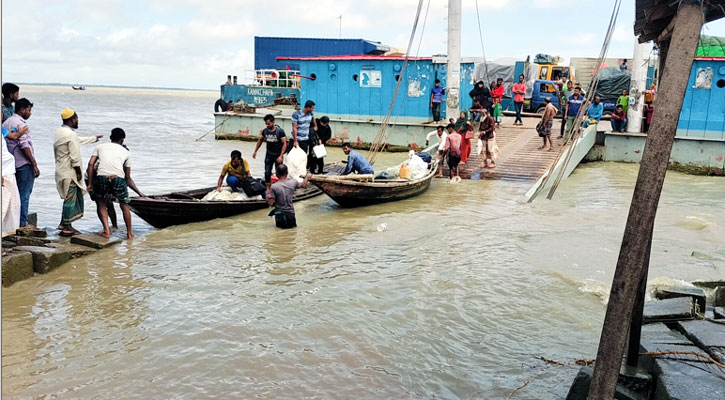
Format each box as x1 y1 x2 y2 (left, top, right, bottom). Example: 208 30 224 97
2 86 723 398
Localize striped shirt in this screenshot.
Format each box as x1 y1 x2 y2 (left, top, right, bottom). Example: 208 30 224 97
291 110 314 142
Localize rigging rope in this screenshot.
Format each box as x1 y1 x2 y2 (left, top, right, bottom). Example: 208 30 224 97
527 0 622 202
367 0 426 166
475 0 490 83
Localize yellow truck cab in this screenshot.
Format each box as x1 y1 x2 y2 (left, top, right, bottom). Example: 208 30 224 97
535 64 576 83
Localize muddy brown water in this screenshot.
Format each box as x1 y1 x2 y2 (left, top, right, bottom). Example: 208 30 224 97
2 86 723 398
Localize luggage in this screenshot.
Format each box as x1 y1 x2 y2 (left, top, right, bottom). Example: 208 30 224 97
417 152 432 163
241 177 266 197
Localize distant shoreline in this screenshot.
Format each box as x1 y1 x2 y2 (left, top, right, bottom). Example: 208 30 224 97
18 82 218 92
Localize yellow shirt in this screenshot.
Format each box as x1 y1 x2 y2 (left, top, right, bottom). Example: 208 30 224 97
221 159 250 179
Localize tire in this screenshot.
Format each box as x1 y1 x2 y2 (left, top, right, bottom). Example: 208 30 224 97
536 107 546 115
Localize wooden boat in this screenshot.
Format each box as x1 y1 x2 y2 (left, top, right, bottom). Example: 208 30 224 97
129 185 322 228
309 159 438 207
72 85 85 90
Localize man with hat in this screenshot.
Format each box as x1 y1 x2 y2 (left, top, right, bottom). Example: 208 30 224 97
53 108 102 236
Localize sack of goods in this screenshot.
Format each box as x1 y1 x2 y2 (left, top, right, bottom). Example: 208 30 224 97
312 144 327 159
536 122 545 137
417 152 432 163
476 139 484 156
399 163 412 179
285 146 308 183
407 150 428 171
202 188 263 201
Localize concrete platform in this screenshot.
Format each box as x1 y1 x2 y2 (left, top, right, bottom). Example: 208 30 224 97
13 246 71 274
654 287 707 316
70 234 121 249
643 297 700 324
1 251 34 287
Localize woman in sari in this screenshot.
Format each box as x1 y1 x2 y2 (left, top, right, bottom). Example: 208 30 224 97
454 111 472 164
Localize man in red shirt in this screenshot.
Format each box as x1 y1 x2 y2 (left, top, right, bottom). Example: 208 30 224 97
512 75 527 125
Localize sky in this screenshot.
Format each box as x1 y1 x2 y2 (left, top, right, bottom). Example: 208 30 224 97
2 0 725 90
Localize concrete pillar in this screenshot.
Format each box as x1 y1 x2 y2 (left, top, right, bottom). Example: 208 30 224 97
445 0 462 121
627 37 651 133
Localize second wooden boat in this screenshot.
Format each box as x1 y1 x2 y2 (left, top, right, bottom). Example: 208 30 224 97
309 159 437 208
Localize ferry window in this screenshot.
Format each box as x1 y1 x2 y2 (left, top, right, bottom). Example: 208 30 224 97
310 73 317 81
395 74 401 81
717 79 725 88
539 66 549 80
330 73 337 80
353 74 358 81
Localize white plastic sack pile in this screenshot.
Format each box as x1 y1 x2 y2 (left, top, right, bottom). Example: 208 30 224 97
285 146 308 183
202 188 263 201
407 150 428 171
476 139 484 156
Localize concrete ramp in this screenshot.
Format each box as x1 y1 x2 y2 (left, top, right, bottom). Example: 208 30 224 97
525 124 598 202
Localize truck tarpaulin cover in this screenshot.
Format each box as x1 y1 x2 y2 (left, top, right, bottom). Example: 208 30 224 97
594 67 631 100
473 63 539 97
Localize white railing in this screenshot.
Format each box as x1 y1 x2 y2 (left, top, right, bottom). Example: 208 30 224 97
240 69 300 88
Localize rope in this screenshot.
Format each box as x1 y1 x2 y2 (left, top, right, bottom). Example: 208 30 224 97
195 114 232 142
367 0 425 165
475 0 490 83
527 0 621 202
545 0 620 199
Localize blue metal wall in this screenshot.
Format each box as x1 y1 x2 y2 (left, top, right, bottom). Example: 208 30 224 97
296 59 475 122
254 37 388 70
678 59 725 139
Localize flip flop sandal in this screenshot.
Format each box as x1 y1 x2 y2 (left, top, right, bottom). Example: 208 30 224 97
59 229 82 237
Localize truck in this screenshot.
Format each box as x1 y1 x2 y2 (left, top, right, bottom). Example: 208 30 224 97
473 55 576 112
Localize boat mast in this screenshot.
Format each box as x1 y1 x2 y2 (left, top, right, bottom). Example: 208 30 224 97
446 0 462 120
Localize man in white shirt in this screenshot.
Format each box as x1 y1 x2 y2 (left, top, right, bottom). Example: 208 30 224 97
424 125 447 177
87 128 144 239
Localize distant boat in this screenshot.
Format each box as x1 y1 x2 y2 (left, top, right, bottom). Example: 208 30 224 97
71 86 85 90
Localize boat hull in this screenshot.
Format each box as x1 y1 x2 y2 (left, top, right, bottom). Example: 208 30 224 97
129 186 322 228
309 163 437 207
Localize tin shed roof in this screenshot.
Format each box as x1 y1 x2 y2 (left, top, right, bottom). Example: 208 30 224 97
634 0 725 42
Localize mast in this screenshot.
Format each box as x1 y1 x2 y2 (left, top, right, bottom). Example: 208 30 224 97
446 0 462 121
627 38 650 133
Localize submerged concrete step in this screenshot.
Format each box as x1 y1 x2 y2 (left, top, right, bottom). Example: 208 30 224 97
71 234 121 249
2 251 34 287
13 246 71 274
643 297 699 324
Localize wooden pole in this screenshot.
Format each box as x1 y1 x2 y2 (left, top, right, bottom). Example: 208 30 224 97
626 232 652 368
586 4 704 399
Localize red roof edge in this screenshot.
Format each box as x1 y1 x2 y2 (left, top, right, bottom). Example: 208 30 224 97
694 57 725 60
276 55 432 61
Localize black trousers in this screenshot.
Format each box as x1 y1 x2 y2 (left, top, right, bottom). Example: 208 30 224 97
431 102 441 121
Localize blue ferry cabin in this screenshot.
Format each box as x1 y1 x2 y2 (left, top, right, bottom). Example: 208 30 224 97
677 57 725 139
279 55 478 123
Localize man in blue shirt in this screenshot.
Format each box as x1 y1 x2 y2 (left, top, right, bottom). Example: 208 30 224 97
430 79 445 122
291 100 317 155
564 87 585 142
341 142 374 175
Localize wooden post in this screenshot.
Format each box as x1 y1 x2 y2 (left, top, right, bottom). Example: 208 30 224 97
626 233 652 368
586 4 704 399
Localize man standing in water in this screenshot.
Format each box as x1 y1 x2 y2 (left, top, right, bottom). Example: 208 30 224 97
87 128 145 239
53 108 102 236
443 124 462 181
267 164 311 229
253 114 287 195
425 125 448 177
